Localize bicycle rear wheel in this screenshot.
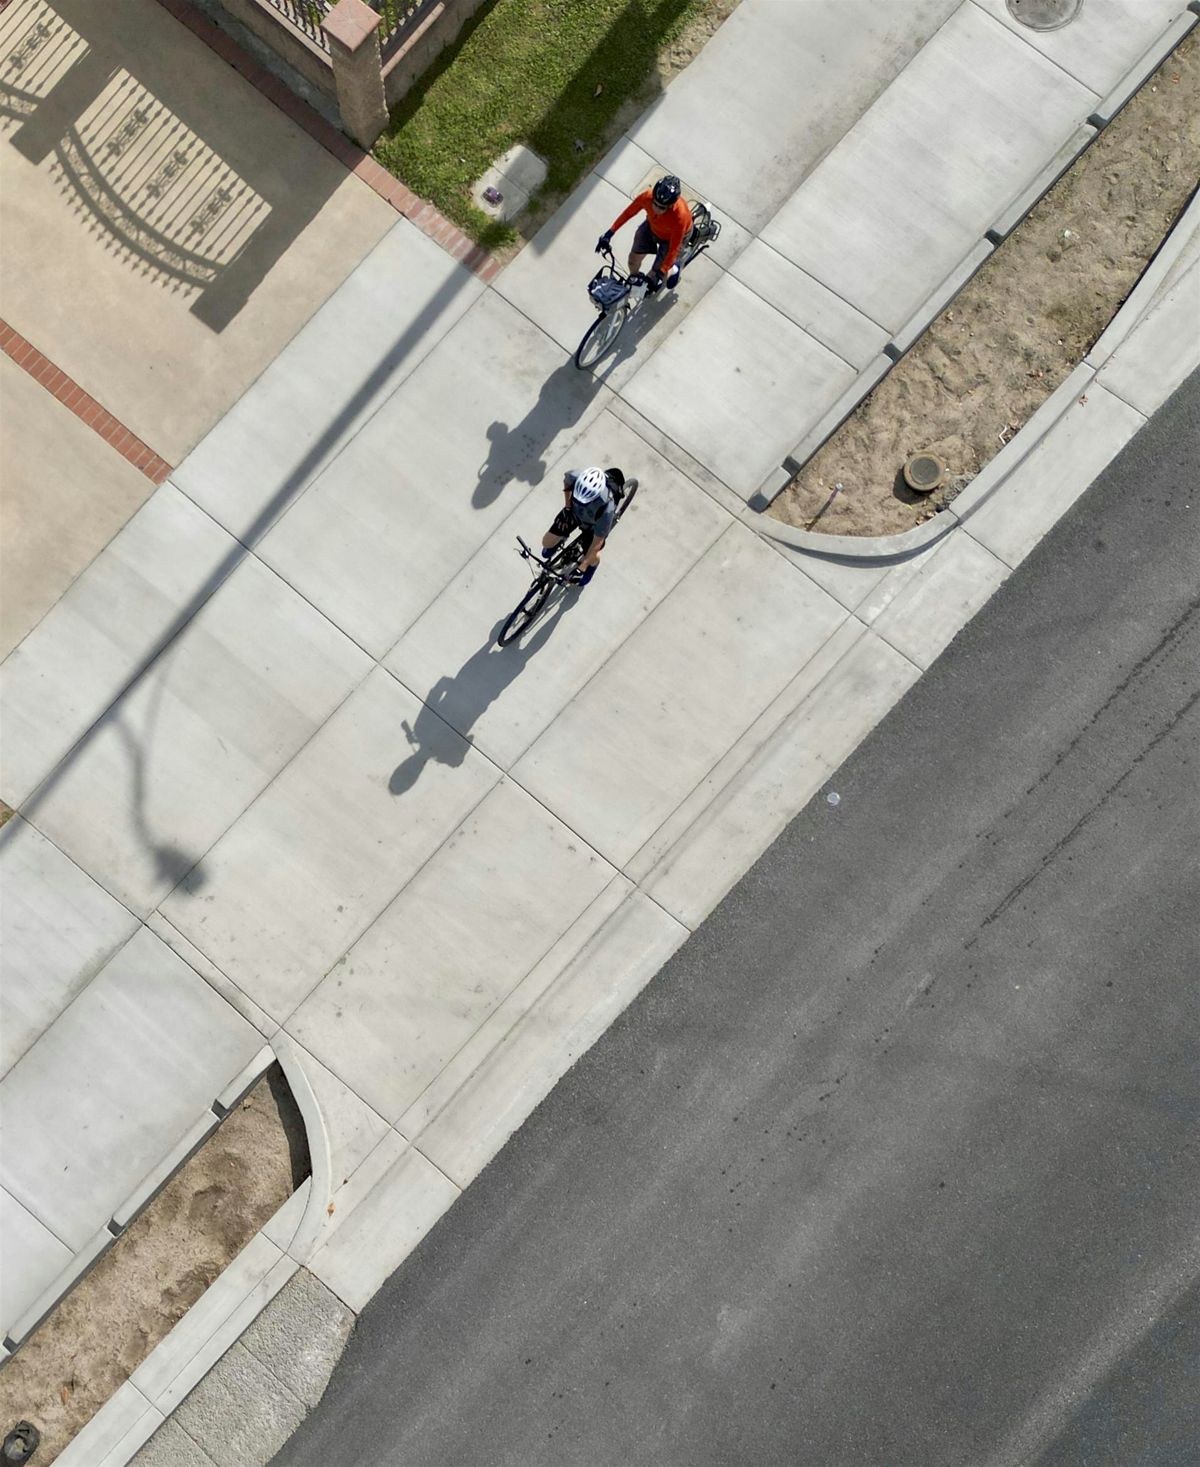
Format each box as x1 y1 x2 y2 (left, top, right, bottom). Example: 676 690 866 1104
575 307 627 371
497 578 553 647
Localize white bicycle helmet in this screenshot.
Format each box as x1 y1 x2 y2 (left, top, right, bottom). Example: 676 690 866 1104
572 466 610 524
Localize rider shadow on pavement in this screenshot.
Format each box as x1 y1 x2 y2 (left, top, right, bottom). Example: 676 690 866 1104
388 593 572 795
472 293 677 510
474 362 599 509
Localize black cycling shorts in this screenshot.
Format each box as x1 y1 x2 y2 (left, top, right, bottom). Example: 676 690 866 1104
632 219 690 271
549 503 591 550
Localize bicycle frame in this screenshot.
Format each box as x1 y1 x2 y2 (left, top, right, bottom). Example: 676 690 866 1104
514 534 584 586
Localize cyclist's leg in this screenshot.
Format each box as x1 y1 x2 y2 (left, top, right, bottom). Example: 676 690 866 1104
628 219 656 276
542 504 576 553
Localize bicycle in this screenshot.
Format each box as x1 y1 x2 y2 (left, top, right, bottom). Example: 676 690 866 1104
496 478 639 647
574 202 722 372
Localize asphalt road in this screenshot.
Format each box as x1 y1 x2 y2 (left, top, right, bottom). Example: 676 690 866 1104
275 371 1200 1467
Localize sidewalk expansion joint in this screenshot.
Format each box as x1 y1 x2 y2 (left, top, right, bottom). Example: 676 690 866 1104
0 320 172 484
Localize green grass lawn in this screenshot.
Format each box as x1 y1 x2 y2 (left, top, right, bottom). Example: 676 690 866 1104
374 0 723 248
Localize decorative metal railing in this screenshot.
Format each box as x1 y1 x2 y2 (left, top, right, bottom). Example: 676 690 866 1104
261 0 438 59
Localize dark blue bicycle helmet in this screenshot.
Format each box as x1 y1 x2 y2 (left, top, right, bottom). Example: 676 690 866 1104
652 175 681 209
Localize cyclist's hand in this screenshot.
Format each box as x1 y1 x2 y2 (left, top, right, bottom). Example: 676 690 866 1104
596 231 613 254
646 268 664 293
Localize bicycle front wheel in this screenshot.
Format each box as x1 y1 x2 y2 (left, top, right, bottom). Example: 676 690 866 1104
575 307 627 371
497 578 553 647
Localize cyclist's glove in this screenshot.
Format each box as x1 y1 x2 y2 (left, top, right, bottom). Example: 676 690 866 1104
596 231 613 254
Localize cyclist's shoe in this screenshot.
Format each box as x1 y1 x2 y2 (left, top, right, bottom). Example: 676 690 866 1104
665 265 681 290
574 565 597 588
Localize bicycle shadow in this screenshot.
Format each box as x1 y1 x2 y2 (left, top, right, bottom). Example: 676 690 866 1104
388 593 573 796
473 362 602 509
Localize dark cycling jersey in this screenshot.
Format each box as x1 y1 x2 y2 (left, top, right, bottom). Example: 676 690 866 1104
564 467 617 540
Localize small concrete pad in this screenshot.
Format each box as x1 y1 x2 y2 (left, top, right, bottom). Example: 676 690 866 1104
173 221 484 543
759 3 1096 331
510 526 847 866
1096 262 1200 419
289 778 615 1123
24 548 370 916
472 143 547 221
0 354 153 660
729 238 890 370
620 273 857 498
257 291 611 656
494 172 726 388
161 667 501 1022
0 1186 72 1336
869 530 1011 670
0 818 138 1075
386 411 730 768
623 0 962 232
309 1143 460 1313
0 487 235 808
960 382 1147 568
0 925 260 1249
971 0 1186 95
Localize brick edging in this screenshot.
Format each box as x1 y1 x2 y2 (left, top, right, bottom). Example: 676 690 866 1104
152 0 501 282
0 321 173 484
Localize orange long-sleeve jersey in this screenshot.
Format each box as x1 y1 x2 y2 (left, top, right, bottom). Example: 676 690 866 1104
610 190 693 273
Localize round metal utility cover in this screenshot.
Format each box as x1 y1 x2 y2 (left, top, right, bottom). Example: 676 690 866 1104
903 453 945 494
1005 0 1084 30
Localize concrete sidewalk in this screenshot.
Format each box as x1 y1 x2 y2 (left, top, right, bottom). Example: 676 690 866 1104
1 1 1197 1462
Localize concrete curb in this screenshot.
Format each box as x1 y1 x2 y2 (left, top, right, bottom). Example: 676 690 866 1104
750 6 1199 526
1 1046 276 1352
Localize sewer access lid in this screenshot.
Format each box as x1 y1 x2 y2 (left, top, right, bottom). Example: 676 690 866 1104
1005 0 1084 30
903 452 946 494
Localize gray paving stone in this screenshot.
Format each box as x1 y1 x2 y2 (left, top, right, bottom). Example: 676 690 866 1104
970 0 1185 94
24 548 371 915
0 487 234 808
256 290 612 657
0 1185 72 1335
161 667 500 1023
289 778 615 1123
621 273 857 498
131 1417 220 1467
239 1266 355 1410
174 220 485 543
171 1342 307 1467
0 818 138 1076
385 410 730 769
760 3 1096 331
510 526 847 867
0 926 260 1249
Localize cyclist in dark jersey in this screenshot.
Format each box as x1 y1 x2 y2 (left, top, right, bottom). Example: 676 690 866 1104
541 465 627 587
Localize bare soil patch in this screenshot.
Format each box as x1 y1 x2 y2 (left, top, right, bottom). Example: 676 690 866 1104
770 30 1200 538
0 1067 307 1463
